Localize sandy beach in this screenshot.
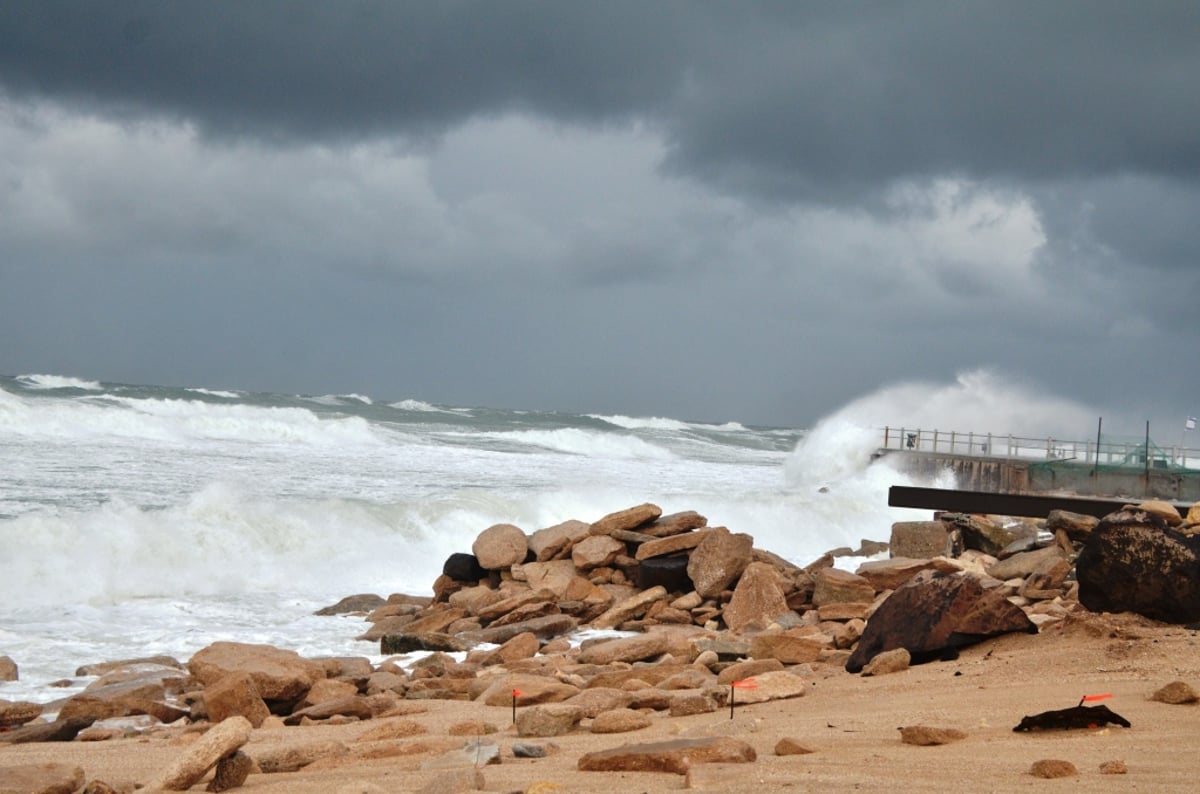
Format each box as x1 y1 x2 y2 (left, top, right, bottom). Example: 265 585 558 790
4 608 1199 793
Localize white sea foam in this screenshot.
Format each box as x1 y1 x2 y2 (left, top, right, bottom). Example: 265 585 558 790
475 428 676 459
16 373 103 390
390 398 455 414
587 414 691 431
185 387 241 399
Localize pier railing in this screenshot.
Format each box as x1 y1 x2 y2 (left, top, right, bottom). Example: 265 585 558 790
881 427 1200 471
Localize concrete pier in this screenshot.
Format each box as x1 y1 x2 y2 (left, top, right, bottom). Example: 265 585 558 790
875 426 1200 504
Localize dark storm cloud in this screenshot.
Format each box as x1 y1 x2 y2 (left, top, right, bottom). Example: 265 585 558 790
3 1 1198 197
1 1 1198 428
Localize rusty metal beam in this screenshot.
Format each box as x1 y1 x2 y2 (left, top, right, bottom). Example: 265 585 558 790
887 485 1186 519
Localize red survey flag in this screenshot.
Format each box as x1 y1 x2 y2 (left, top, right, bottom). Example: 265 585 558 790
732 677 758 689
512 689 524 697
1081 693 1112 703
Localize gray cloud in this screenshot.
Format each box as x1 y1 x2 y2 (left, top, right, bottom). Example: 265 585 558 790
1 1 1197 428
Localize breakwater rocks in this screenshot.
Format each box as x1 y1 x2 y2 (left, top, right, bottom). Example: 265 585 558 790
5 499 1200 792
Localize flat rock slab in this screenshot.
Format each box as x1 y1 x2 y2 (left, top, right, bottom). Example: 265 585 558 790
577 736 756 774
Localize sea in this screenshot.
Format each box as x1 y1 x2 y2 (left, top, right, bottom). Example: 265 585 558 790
2 369 1091 706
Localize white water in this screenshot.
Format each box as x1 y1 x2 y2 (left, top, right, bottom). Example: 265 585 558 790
0 367 1103 703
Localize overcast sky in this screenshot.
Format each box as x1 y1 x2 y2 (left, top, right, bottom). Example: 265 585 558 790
1 1 1197 432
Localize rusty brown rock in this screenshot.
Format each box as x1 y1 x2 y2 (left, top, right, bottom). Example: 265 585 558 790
1030 759 1078 778
634 530 710 560
1151 680 1200 704
811 567 876 607
687 527 753 598
589 503 663 536
189 641 325 704
151 715 252 791
471 523 529 570
204 672 271 728
723 561 789 632
577 736 756 774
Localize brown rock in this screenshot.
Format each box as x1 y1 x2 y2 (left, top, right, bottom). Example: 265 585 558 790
189 641 325 704
457 614 579 646
58 678 185 724
151 715 252 791
861 647 910 676
1151 680 1200 704
447 720 498 736
0 763 84 794
1030 759 1078 778
314 593 387 616
517 560 579 598
572 535 625 569
0 655 17 682
481 631 540 666
528 520 591 561
1139 499 1183 526
471 522 529 570
206 750 252 792
590 503 662 536
687 527 754 598
749 631 828 664
1046 509 1100 542
577 736 756 774
890 521 958 559
0 699 42 728
715 658 784 686
812 567 876 607
516 704 584 737
1099 759 1128 775
724 670 807 705
642 510 708 537
204 672 271 728
723 561 789 632
284 695 375 725
479 675 580 707
591 707 652 733
668 691 720 716
590 586 668 629
634 530 710 560
855 557 938 591
774 737 816 755
899 725 967 745
253 740 349 773
988 546 1066 581
578 633 670 665
561 689 635 723
816 602 870 621
845 570 1037 673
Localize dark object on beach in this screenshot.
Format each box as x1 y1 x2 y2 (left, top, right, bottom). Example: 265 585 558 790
1013 705 1131 732
443 552 487 583
845 570 1036 674
1076 508 1200 624
637 553 693 593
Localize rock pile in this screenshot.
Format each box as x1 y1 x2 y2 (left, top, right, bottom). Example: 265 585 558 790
4 497 1199 791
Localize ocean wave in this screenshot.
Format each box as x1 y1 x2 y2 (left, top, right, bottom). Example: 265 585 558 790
16 373 103 390
185 388 241 399
389 399 458 414
587 414 691 432
2 390 381 446
473 427 676 459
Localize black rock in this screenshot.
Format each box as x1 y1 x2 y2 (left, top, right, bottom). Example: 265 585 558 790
636 552 693 593
1014 704 1131 732
1076 508 1200 624
442 552 486 583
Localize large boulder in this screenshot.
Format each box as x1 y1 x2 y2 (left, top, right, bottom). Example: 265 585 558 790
472 523 529 570
189 642 325 707
845 570 1036 674
1076 508 1200 623
590 503 662 536
722 562 789 632
687 527 753 598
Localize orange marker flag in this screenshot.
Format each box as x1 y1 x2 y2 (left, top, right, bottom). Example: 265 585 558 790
1079 693 1112 705
732 678 758 689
